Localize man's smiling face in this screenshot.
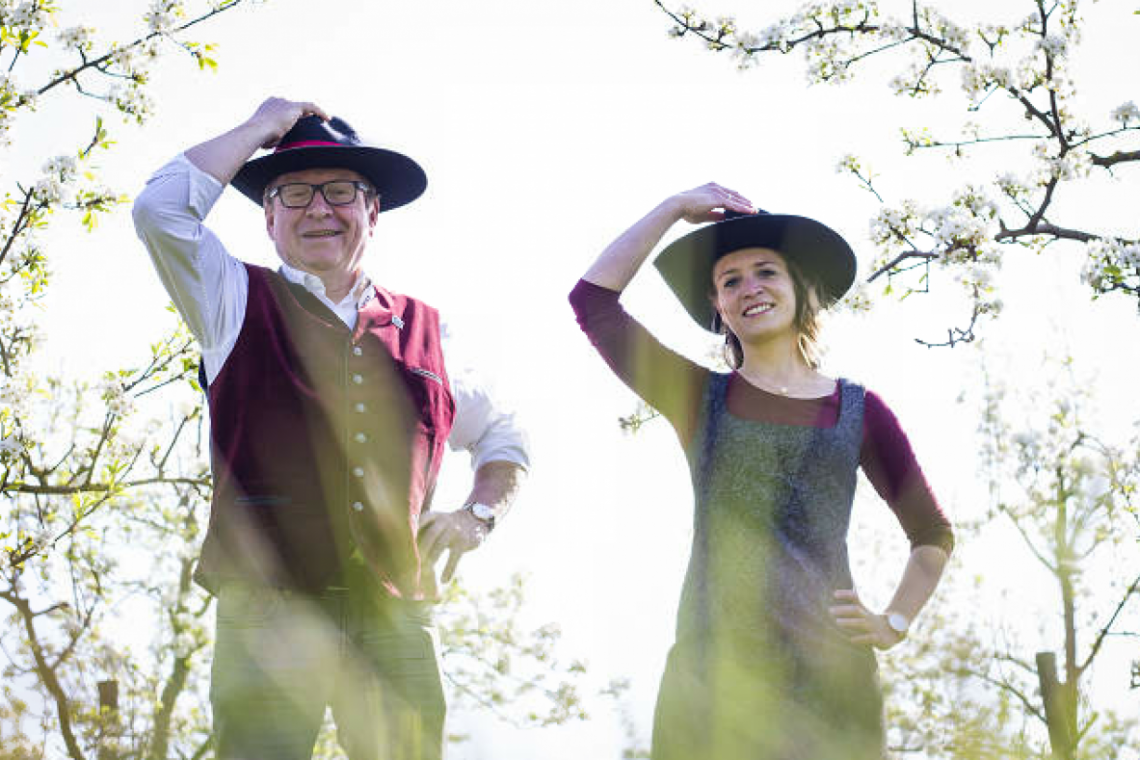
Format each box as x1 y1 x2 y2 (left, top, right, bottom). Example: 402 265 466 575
264 166 379 279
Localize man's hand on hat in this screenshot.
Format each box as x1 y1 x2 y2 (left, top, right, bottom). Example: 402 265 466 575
417 509 488 584
671 182 755 225
246 97 330 149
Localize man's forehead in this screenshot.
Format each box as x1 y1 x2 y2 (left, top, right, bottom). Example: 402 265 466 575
271 166 369 186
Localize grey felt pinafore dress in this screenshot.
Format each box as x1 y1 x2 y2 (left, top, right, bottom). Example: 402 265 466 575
651 374 886 760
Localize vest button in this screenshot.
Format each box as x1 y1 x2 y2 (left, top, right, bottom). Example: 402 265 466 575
352 346 363 357
352 374 364 384
353 467 364 478
355 403 366 414
352 501 364 512
354 432 367 444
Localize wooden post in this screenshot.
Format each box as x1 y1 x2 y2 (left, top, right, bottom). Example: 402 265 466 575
97 679 119 760
1036 652 1073 760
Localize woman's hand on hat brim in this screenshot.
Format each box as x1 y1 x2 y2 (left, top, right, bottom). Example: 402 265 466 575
670 182 755 224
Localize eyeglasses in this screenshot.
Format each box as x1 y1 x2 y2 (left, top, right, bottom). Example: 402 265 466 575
267 180 375 209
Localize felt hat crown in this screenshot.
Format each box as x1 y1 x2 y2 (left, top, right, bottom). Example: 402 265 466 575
232 115 427 211
653 208 857 331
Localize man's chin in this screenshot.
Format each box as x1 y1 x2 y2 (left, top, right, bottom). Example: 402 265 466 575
285 253 347 275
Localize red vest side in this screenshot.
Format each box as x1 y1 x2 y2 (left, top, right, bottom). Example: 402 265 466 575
196 264 455 598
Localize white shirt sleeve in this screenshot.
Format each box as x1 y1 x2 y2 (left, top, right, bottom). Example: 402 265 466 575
131 153 248 384
447 369 531 471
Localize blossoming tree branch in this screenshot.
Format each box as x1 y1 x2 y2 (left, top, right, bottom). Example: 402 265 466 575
0 2 252 757
653 0 1139 346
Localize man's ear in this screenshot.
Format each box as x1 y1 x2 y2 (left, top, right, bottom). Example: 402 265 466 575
368 195 380 228
264 202 276 239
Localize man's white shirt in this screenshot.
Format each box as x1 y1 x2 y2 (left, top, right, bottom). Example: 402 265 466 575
133 153 529 472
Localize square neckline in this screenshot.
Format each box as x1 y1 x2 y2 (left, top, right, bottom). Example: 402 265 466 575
719 372 847 430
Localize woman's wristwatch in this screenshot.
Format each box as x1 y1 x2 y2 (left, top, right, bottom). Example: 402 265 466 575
885 611 910 640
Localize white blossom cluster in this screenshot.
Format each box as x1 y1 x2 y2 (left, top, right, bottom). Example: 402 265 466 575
1111 100 1140 126
99 374 136 419
32 154 79 205
953 9 1080 112
0 282 36 402
108 38 161 77
869 201 919 248
925 205 995 259
919 6 970 52
1081 237 1140 294
867 189 1004 316
0 74 37 146
673 1 894 77
172 624 208 659
960 61 1011 99
888 65 924 97
804 34 858 82
995 172 1030 202
57 24 95 53
0 75 13 144
145 0 185 34
835 153 862 175
836 275 875 315
954 262 1000 304
43 154 78 181
4 0 49 28
732 23 784 52
1031 142 1092 185
0 433 21 456
1005 398 1094 487
731 23 788 68
18 525 53 554
1036 33 1069 59
108 81 156 121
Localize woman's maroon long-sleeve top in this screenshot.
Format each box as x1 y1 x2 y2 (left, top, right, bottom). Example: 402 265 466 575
570 278 953 553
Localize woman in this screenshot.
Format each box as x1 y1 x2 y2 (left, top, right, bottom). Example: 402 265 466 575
569 183 952 759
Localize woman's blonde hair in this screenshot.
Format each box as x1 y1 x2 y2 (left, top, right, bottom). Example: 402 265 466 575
711 253 827 370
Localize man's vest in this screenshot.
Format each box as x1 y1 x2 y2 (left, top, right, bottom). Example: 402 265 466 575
195 264 455 598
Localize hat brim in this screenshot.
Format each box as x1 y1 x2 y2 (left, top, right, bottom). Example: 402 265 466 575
231 145 427 211
653 213 856 332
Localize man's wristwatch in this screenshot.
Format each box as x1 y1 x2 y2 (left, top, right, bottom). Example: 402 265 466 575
885 611 910 640
463 502 496 531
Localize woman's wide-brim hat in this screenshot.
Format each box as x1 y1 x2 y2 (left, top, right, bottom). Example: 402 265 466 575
653 209 857 331
232 115 427 211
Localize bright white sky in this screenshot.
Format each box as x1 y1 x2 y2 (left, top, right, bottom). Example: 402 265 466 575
14 0 1140 757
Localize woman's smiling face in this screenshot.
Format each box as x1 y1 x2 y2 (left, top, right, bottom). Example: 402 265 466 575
711 247 798 345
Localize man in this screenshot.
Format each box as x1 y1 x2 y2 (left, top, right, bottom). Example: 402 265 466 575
133 97 529 760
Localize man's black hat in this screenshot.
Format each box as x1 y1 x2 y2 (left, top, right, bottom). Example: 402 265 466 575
653 208 857 331
232 115 427 211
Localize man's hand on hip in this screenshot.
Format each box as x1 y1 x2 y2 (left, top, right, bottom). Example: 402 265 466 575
417 510 487 584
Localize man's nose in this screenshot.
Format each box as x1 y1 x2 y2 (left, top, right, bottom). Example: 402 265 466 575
305 190 334 216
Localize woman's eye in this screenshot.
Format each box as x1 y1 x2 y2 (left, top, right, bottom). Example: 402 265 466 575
723 277 739 288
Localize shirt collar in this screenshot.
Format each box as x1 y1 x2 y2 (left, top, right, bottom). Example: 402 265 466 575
278 263 374 310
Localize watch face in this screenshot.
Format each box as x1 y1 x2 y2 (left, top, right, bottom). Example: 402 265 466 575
470 503 494 521
887 613 909 634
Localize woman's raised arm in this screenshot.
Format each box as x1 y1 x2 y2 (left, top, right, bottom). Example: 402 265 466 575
583 183 754 291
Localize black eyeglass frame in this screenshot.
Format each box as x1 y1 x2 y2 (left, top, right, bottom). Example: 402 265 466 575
266 180 377 209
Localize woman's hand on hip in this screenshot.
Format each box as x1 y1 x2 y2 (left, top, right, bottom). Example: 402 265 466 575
829 588 904 650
